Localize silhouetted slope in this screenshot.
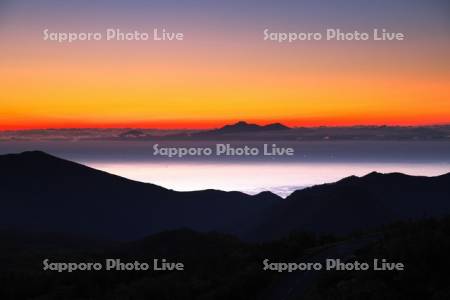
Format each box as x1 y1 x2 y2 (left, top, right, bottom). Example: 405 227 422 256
0 228 327 300
251 171 450 240
304 217 450 300
1 151 449 241
0 151 279 240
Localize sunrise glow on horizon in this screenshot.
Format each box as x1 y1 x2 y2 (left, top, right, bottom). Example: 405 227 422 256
1 0 449 130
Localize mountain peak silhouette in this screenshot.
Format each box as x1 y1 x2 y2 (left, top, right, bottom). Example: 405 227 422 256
252 170 450 240
1 151 449 241
12 150 51 158
0 151 280 240
198 121 291 135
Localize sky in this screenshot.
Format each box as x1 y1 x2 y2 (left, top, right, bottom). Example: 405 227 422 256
0 0 449 129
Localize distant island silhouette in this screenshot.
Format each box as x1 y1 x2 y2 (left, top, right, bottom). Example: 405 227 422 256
1 122 449 141
200 121 291 134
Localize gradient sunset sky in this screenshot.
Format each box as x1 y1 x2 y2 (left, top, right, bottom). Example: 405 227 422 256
1 0 449 129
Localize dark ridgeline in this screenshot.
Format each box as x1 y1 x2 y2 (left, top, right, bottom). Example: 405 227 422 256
0 151 450 241
0 151 279 240
252 171 450 240
1 151 450 299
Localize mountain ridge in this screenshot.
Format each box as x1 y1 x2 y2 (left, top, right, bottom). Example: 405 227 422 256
0 151 280 240
251 169 450 240
1 151 449 241
194 121 291 136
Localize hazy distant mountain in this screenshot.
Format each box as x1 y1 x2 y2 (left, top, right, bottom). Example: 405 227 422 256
214 121 290 133
2 124 450 141
0 151 449 241
194 121 291 137
118 129 147 138
0 151 279 240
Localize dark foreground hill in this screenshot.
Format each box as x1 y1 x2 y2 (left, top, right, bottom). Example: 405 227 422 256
3 216 450 299
0 228 329 300
0 151 279 240
0 151 449 241
304 217 450 300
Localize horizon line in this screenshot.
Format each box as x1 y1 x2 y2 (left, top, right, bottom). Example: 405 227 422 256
1 121 450 132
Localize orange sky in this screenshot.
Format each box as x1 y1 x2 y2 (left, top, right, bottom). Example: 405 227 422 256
1 4 449 130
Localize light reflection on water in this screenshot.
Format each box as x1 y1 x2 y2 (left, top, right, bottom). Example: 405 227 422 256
86 161 450 198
